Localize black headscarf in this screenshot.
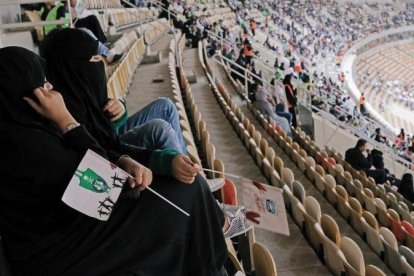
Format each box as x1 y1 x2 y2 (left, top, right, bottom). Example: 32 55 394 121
41 29 116 149
0 46 92 262
42 29 151 164
0 46 53 132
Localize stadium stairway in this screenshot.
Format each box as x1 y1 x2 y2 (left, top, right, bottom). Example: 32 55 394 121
180 46 330 275
211 56 393 275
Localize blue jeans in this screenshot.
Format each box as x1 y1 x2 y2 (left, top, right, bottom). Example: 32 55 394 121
119 98 187 154
275 110 292 125
80 28 110 56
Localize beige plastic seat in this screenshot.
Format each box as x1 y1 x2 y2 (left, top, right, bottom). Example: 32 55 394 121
314 215 343 276
339 237 365 276
360 211 383 256
348 197 364 236
335 185 350 219
314 165 326 193
362 188 377 216
297 149 308 172
365 265 386 276
301 196 322 253
281 167 294 190
324 174 338 206
314 223 342 275
379 227 404 275
400 245 414 276
353 180 364 204
292 181 306 203
306 156 316 182
399 203 414 225
253 242 277 276
274 157 284 176
375 198 389 228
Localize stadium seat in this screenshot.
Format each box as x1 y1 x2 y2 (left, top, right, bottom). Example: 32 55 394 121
292 181 306 203
353 180 365 205
362 188 377 216
314 165 326 193
400 245 414 275
388 208 404 242
348 197 365 236
339 237 365 276
281 167 294 189
379 227 404 275
222 179 238 205
375 198 390 228
324 175 338 207
305 156 316 182
360 211 384 257
252 242 277 276
335 185 350 220
402 221 414 252
365 265 386 276
314 215 343 276
301 196 322 253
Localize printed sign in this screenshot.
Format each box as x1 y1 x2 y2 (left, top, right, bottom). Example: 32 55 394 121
62 150 128 221
241 179 289 236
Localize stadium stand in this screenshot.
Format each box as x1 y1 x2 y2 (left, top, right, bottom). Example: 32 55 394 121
3 0 414 275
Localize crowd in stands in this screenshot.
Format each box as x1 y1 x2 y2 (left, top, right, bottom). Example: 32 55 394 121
0 1 258 275
191 0 414 170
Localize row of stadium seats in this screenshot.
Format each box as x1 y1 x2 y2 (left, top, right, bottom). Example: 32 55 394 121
219 51 414 274
83 0 122 9
198 42 278 275
107 8 158 29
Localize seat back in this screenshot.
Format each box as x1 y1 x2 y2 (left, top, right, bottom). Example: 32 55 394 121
360 211 383 256
348 197 364 236
273 157 283 176
340 237 365 276
400 245 414 275
380 227 404 275
314 223 343 275
292 181 306 203
365 265 386 276
321 214 340 245
222 178 238 205
305 196 321 223
281 167 294 189
388 209 404 242
252 242 277 276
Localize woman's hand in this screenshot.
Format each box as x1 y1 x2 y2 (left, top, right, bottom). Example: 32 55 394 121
117 156 152 191
172 155 201 184
103 99 126 122
23 87 77 132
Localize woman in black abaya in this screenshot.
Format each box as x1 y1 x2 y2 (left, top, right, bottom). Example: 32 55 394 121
0 46 227 276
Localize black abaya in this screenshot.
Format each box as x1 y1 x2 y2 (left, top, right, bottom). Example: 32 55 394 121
0 46 227 275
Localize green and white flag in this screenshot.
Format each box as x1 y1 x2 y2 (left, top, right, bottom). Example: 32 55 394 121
62 150 128 221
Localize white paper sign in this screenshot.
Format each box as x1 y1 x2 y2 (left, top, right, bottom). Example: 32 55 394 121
62 149 128 221
241 179 290 236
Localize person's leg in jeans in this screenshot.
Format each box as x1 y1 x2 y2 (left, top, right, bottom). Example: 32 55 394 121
288 107 297 128
74 15 107 43
120 119 185 154
79 28 110 56
119 98 187 154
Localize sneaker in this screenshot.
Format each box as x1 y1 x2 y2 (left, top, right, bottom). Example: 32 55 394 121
222 205 253 239
105 53 124 65
206 178 225 192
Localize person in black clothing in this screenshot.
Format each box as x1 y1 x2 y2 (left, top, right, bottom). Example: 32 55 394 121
398 173 414 203
283 74 298 128
0 46 227 275
345 139 387 184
